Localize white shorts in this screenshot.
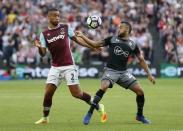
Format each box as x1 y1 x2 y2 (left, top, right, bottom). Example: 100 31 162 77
46 65 79 87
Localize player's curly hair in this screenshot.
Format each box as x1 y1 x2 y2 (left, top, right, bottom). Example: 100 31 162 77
47 7 59 14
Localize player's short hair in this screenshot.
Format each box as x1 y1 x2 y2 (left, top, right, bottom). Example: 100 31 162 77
121 21 132 34
47 7 59 14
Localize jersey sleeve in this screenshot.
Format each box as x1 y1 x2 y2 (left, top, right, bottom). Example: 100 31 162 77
68 25 75 38
133 43 141 56
102 36 112 46
39 32 47 47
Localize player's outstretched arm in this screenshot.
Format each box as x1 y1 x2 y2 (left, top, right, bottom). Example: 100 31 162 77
71 35 99 50
75 31 104 48
137 53 155 85
32 39 47 57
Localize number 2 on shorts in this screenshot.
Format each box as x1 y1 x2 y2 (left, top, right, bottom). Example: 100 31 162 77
71 73 74 81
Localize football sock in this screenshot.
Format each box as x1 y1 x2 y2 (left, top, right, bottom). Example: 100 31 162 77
136 95 145 116
43 97 52 117
81 92 99 110
88 89 105 114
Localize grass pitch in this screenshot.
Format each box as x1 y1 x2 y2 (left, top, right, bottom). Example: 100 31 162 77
0 78 183 131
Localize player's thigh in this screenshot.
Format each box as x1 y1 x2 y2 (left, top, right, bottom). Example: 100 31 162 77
46 67 62 87
101 68 120 90
65 67 79 86
68 84 83 98
117 71 138 89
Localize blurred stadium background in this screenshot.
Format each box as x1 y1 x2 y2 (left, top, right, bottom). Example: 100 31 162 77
0 0 182 79
0 0 183 131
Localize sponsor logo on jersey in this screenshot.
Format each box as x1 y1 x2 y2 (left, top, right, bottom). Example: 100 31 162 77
114 46 129 57
47 34 65 43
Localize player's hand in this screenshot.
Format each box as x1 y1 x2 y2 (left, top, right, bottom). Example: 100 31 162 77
75 31 84 37
147 74 155 85
32 39 42 48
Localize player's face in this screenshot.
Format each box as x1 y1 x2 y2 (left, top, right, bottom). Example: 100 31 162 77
48 11 60 26
118 23 129 37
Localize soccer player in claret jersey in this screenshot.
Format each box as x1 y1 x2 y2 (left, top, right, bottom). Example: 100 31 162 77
33 8 106 124
76 21 155 125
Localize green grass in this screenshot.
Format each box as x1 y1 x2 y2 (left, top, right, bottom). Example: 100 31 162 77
0 78 183 131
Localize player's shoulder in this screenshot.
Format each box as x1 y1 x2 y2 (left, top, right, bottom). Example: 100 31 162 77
59 23 73 32
105 35 117 42
59 22 68 26
127 39 137 50
41 23 68 34
108 36 130 44
44 23 68 30
41 26 54 35
41 27 49 34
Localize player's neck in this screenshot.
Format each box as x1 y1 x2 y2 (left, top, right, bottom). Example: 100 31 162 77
119 36 129 41
48 23 59 29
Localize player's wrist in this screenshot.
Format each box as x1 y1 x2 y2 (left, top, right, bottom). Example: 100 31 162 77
147 74 152 78
146 69 151 76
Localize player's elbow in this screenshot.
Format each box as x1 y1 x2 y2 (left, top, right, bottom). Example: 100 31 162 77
139 58 144 63
137 56 145 66
39 51 46 57
93 42 101 48
92 44 99 48
40 53 46 57
137 54 144 61
38 48 46 57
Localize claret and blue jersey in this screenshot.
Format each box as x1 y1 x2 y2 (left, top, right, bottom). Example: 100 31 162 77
39 23 75 67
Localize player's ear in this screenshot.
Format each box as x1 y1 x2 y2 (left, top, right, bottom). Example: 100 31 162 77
47 11 52 18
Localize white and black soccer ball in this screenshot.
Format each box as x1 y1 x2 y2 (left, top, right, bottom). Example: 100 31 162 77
86 15 102 29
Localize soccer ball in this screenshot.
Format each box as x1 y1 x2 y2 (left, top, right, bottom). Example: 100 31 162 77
86 15 102 29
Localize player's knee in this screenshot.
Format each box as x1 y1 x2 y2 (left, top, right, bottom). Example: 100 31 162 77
131 84 144 95
45 91 54 99
44 84 56 99
101 80 112 91
136 89 144 96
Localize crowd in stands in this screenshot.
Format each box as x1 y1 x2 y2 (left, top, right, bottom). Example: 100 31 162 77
155 0 183 64
0 0 182 68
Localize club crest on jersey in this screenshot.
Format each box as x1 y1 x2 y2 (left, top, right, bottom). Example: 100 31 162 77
114 46 129 57
60 28 65 35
